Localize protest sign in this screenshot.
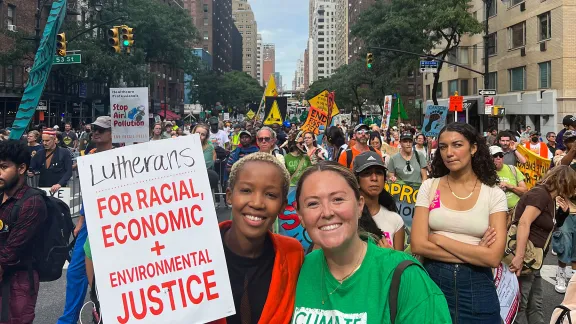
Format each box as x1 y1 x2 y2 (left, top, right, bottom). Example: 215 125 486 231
381 142 399 157
40 187 70 207
381 95 393 130
77 136 234 324
422 105 448 138
110 87 149 143
385 181 421 229
263 96 287 125
277 187 313 251
308 90 340 117
516 145 551 189
494 263 520 324
301 106 328 135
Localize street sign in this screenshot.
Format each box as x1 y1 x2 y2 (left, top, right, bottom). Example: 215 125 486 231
479 89 497 96
484 96 494 115
36 100 47 111
79 82 87 98
53 54 82 65
449 95 463 112
419 60 439 73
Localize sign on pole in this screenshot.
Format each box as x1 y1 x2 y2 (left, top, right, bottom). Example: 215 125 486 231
110 87 150 143
419 60 438 73
76 136 235 323
479 89 497 96
52 54 82 65
36 100 48 111
484 96 494 115
40 187 70 207
449 95 463 112
422 105 448 138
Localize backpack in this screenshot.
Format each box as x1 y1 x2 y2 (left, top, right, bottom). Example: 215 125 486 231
10 187 76 281
389 260 424 324
345 146 376 168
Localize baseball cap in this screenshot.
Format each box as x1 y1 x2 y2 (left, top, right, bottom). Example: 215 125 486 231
353 151 386 174
563 115 576 126
209 117 219 125
400 132 413 141
489 146 503 155
564 130 576 143
529 130 540 136
92 116 111 129
354 124 369 132
239 130 252 137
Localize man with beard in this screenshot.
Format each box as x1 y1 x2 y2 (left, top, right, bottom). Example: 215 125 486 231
497 131 527 165
61 123 78 151
338 124 382 170
58 116 113 324
525 130 552 158
0 140 47 323
28 129 72 193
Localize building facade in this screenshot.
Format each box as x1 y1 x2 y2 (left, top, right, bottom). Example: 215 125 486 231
257 34 263 85
262 43 276 85
348 0 375 63
212 0 233 73
422 0 576 134
231 25 243 71
232 0 258 78
335 0 348 69
310 0 338 81
304 48 310 89
294 56 305 91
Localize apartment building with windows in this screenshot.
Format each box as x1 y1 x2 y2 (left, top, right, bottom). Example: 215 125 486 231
232 0 258 79
335 0 348 69
262 43 275 85
257 34 263 86
423 0 575 134
310 0 338 81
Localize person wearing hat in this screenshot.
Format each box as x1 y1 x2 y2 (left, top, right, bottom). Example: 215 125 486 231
353 151 405 251
337 124 382 170
225 130 259 173
558 115 576 151
490 145 527 214
208 116 230 150
525 130 552 158
387 132 427 184
556 130 576 168
28 127 73 193
230 124 242 150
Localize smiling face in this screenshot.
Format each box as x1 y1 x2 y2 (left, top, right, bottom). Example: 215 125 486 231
297 170 364 251
226 161 285 240
438 131 477 172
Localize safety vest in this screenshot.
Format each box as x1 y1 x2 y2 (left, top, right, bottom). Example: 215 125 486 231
525 142 548 158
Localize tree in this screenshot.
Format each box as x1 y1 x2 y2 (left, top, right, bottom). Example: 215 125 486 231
352 0 482 105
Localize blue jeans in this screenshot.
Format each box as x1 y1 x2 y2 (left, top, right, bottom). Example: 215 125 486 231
57 222 88 324
424 260 500 324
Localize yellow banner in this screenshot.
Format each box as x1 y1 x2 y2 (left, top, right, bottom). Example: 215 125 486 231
264 74 278 97
516 144 551 189
308 90 340 117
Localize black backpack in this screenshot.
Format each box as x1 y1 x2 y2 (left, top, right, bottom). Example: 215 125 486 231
553 305 573 324
345 146 376 168
10 187 76 281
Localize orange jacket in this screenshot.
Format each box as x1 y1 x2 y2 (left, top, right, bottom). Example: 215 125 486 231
209 221 304 324
525 142 549 158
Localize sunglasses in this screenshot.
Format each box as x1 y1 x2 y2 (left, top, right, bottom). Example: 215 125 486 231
93 125 109 133
492 153 504 159
356 130 369 135
257 137 272 143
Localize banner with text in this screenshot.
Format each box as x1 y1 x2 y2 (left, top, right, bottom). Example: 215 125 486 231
422 105 448 138
385 181 420 229
308 90 340 117
40 187 70 207
77 136 234 323
381 95 393 130
111 87 149 143
301 106 328 135
516 145 551 189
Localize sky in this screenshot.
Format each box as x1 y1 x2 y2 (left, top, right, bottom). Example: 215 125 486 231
249 0 309 91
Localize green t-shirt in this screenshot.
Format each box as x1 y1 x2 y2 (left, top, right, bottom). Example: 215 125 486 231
285 153 312 186
497 164 525 209
84 236 92 260
293 242 451 324
203 143 215 169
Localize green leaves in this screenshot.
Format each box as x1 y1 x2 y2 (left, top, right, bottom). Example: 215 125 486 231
189 70 263 111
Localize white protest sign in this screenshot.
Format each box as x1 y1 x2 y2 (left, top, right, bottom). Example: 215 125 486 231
111 87 150 143
40 187 70 207
494 263 520 324
77 136 234 324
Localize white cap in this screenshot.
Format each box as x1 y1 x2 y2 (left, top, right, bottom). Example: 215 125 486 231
489 145 503 155
53 125 60 129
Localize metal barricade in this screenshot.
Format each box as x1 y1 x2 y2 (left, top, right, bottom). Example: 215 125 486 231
213 153 230 209
27 169 82 219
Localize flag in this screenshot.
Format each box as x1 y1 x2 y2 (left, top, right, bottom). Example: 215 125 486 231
390 94 409 121
264 74 278 97
9 0 68 139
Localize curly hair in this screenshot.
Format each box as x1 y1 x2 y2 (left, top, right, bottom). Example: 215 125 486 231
0 140 31 171
431 123 499 187
228 152 290 202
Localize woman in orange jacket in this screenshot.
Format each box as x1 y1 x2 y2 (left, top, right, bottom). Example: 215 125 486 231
210 152 304 324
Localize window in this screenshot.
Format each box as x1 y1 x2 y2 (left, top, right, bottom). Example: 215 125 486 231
488 33 497 55
473 44 478 64
447 48 457 64
488 0 497 17
448 80 458 95
459 48 469 65
508 22 526 49
539 61 551 88
408 84 415 94
436 82 443 98
509 67 526 91
487 72 498 90
473 11 477 20
204 18 208 25
203 4 208 12
426 85 431 99
509 0 524 6
539 12 551 41
7 5 15 27
473 78 478 94
203 31 209 40
460 80 469 96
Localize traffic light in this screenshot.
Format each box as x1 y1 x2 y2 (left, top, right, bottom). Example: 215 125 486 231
107 26 121 53
56 33 66 56
366 53 374 69
121 25 134 54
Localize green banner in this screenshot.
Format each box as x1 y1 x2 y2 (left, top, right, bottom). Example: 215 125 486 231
9 0 67 139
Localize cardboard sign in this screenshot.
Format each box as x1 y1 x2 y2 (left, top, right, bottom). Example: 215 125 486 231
77 136 234 324
422 105 448 138
308 90 340 117
40 187 70 207
301 106 328 135
494 263 520 324
384 181 421 229
110 87 150 143
516 145 551 189
449 95 463 112
381 95 393 130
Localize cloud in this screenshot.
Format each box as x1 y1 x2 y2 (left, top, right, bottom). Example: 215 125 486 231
249 0 309 90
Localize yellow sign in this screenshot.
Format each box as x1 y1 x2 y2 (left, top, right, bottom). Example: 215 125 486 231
301 106 328 135
264 100 283 125
516 144 551 189
246 109 255 120
381 142 399 157
309 90 340 117
264 74 278 97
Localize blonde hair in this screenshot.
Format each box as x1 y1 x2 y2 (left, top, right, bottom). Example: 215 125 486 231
28 130 40 141
228 152 290 201
538 165 576 200
192 124 210 147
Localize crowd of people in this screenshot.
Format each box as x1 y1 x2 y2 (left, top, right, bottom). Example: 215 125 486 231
0 111 576 323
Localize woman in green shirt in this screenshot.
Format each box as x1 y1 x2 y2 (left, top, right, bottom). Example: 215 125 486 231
293 161 451 323
285 135 312 186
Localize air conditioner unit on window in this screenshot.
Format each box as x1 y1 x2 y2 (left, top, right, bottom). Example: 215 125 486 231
7 25 17 32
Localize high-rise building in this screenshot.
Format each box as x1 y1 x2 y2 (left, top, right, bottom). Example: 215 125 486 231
335 0 348 69
294 56 305 91
262 44 276 85
310 0 338 81
274 72 283 92
348 0 375 63
257 34 264 86
304 48 310 89
422 0 576 134
307 38 315 85
231 25 243 71
232 0 258 79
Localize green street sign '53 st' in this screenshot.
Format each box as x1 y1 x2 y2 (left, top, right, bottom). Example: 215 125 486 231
53 54 82 65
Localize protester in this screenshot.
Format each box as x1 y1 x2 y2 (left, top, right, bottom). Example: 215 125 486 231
302 131 326 165
558 115 576 151
230 124 242 150
257 126 285 165
285 134 312 186
387 132 427 183
29 128 73 193
510 166 576 324
414 133 429 162
498 130 528 165
490 145 528 216
557 130 576 167
61 123 78 151
150 123 167 141
209 117 230 150
553 197 574 294
78 124 91 152
26 130 42 159
547 132 557 156
354 151 405 251
486 127 498 146
225 130 258 173
0 140 47 323
369 131 390 167
526 131 552 158
411 123 508 323
192 124 219 192
338 124 382 170
294 161 451 322
210 152 303 324
325 126 347 162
